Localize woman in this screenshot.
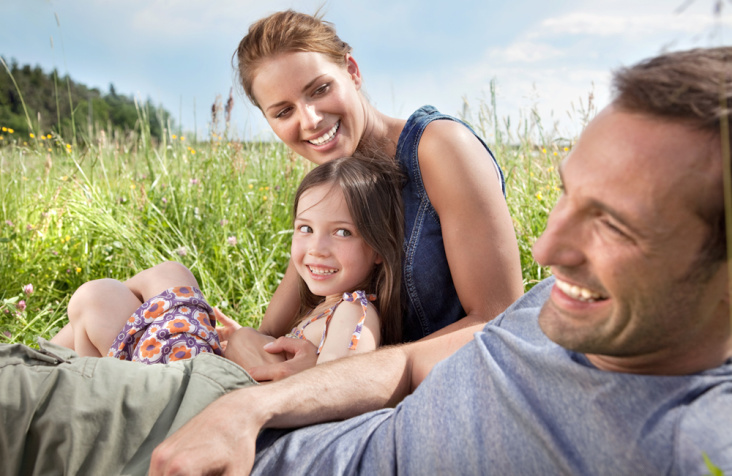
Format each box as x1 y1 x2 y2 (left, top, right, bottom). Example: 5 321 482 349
229 10 524 380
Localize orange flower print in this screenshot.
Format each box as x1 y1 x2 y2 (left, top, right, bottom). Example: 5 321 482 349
166 318 191 334
144 300 167 319
195 311 214 330
174 286 194 297
139 338 162 359
168 345 193 361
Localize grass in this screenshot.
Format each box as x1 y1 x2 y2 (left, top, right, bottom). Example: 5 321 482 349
0 97 569 347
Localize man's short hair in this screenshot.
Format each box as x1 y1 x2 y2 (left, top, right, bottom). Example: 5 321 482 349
612 47 732 275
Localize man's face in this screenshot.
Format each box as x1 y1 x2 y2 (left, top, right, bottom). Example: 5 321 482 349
532 105 728 374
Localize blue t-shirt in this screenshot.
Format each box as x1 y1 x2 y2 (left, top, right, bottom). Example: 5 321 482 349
253 278 732 475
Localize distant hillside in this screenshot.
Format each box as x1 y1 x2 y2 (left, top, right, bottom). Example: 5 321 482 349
0 57 173 141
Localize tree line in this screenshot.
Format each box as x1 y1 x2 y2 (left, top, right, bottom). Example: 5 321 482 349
0 57 173 141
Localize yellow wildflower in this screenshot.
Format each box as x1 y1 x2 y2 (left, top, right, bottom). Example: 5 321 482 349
563 147 569 152
7 128 13 134
46 134 52 139
248 184 254 189
180 136 185 141
553 151 558 156
30 133 35 138
172 134 177 139
61 176 68 181
1 127 5 132
190 149 196 155
541 147 546 153
130 184 136 190
262 196 268 201
536 192 543 201
66 144 71 149
75 267 82 273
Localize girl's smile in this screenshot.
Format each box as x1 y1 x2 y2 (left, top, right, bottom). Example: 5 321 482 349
291 183 381 298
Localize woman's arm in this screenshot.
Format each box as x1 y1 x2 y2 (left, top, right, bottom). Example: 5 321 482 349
257 260 301 337
418 120 524 326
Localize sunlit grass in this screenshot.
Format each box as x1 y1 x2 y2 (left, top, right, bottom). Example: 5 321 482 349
0 96 572 347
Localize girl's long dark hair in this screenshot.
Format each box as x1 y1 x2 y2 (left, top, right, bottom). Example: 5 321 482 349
292 153 404 346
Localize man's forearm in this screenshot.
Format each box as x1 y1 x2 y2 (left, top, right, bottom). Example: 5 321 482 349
252 345 412 430
150 324 481 475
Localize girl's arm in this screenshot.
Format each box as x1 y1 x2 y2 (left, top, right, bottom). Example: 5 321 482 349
418 120 524 328
257 260 301 337
315 300 381 364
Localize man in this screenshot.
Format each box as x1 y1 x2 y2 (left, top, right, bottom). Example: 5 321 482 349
2 47 730 475
150 47 732 474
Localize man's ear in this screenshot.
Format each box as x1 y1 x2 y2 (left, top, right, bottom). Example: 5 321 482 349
345 54 362 89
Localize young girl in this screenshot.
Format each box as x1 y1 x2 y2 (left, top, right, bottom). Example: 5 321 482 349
59 154 403 368
225 154 403 367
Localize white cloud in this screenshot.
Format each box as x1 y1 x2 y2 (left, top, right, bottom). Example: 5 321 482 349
484 41 565 64
539 11 731 37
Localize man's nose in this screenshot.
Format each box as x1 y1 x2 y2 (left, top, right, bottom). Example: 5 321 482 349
532 199 585 268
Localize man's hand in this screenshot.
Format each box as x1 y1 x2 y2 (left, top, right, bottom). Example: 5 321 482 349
247 337 318 382
149 389 261 476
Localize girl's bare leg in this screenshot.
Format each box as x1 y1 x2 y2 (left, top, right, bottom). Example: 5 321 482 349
62 261 200 356
122 261 199 303
49 323 76 349
68 279 144 357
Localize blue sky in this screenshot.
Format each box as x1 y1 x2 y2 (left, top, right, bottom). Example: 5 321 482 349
2 0 731 140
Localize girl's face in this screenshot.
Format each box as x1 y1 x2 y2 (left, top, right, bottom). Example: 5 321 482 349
251 51 365 165
292 183 381 298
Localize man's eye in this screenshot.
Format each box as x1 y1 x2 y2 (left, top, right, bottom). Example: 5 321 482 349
335 229 352 237
602 219 627 238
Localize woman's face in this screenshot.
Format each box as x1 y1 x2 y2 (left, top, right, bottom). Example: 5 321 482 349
251 51 365 165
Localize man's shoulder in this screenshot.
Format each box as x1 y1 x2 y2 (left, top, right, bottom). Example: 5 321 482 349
490 277 554 327
676 369 732 473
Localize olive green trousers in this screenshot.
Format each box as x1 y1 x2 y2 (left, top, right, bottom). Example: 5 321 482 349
0 339 256 475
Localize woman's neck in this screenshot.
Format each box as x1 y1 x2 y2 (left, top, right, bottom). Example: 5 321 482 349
359 101 407 158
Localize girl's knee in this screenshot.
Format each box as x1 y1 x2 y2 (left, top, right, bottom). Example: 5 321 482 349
139 261 198 290
68 279 120 323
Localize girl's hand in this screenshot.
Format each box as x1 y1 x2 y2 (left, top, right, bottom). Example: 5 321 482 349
247 337 318 382
213 307 242 352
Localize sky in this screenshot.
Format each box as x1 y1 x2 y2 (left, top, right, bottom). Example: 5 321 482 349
1 0 731 141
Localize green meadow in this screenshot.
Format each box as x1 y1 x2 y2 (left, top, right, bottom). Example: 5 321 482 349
0 93 570 347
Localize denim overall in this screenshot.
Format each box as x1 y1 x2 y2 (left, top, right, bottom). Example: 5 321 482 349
396 105 505 341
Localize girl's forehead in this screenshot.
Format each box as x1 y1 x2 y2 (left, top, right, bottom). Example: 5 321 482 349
297 183 347 215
